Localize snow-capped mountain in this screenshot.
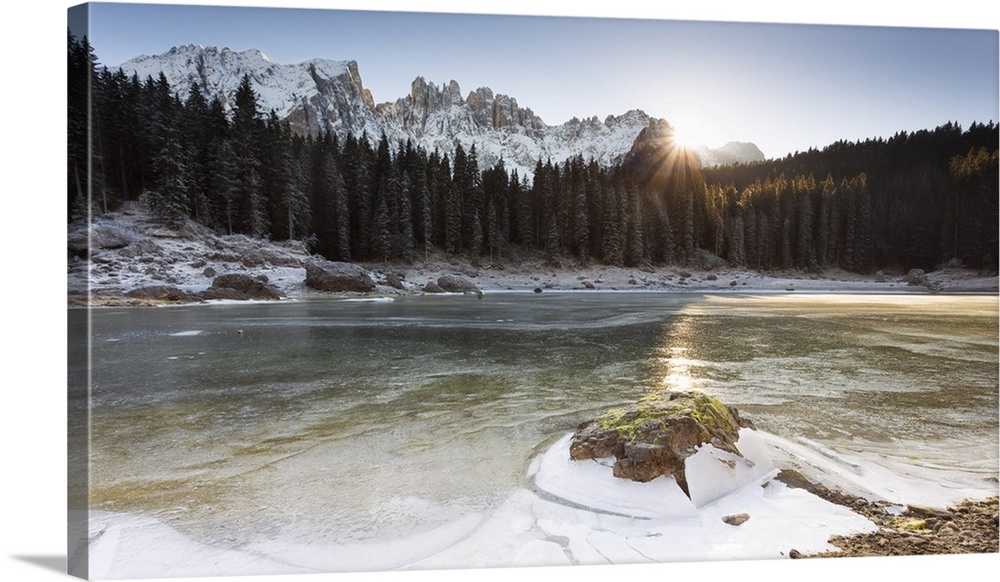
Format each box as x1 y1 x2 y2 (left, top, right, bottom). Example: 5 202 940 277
118 45 764 180
695 141 766 167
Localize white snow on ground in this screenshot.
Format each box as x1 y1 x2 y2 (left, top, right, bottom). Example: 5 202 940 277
87 430 888 579
760 433 998 509
86 511 317 579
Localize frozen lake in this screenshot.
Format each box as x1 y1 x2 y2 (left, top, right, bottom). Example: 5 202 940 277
69 292 999 577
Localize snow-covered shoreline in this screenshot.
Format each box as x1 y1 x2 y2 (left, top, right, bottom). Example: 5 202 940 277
402 260 999 295
68 209 999 307
79 425 998 579
78 430 867 578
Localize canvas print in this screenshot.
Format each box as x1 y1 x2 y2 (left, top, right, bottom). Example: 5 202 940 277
67 2 999 579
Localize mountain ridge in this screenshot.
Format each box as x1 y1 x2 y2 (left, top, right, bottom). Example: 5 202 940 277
117 45 765 179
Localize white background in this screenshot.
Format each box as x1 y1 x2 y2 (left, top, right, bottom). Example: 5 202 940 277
2 1 997 582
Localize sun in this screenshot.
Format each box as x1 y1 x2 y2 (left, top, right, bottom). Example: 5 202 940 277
669 122 703 150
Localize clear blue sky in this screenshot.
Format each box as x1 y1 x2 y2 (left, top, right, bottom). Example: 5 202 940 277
74 1 998 160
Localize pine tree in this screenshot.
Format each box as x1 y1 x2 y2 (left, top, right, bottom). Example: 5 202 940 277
625 186 645 267
469 212 483 266
445 182 461 256
308 137 351 261
601 185 623 265
681 188 695 264
419 174 433 261
180 83 213 224
397 172 416 261
823 179 840 267
727 214 745 266
482 159 509 264
430 152 451 248
372 192 391 263
816 175 834 268
466 145 485 257
743 202 758 269
757 212 771 270
486 196 499 265
148 123 191 226
231 74 268 237
332 160 352 261
341 133 374 259
258 114 307 240
841 177 858 270
657 203 676 265
573 183 590 264
515 173 535 248
852 174 873 272
795 177 818 270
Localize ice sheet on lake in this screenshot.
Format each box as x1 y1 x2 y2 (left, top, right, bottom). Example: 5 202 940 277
341 297 395 303
87 431 879 577
761 432 999 507
87 511 313 579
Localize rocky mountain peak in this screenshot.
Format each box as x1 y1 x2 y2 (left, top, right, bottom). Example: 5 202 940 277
117 44 765 180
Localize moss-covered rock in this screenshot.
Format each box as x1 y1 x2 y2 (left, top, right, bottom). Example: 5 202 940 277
569 390 754 496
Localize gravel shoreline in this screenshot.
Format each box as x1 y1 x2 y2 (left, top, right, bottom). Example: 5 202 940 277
68 210 999 307
777 470 999 558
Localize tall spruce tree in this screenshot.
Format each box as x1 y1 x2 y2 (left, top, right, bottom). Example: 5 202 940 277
230 75 268 237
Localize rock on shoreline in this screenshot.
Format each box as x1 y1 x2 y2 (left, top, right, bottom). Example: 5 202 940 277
805 497 998 558
776 469 999 558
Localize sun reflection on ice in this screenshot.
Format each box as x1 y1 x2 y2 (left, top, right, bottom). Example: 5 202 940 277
657 346 707 393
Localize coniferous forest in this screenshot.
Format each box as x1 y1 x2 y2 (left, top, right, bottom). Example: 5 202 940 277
69 33 999 273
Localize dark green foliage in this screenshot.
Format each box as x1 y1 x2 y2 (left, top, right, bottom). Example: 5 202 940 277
949 147 999 267
601 185 623 266
704 122 999 271
624 186 645 267
68 30 92 219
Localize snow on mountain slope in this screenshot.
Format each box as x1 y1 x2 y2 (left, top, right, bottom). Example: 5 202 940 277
118 45 764 180
694 141 767 167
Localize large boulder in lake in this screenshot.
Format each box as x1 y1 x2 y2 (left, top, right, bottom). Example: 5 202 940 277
569 390 754 497
305 260 376 292
437 274 482 294
205 273 282 300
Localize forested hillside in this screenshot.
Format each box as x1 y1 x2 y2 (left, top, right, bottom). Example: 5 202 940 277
69 33 998 273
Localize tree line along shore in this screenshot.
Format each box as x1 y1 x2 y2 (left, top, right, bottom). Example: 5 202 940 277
70 35 998 282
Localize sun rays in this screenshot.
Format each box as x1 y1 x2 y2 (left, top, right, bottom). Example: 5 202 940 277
633 120 704 194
